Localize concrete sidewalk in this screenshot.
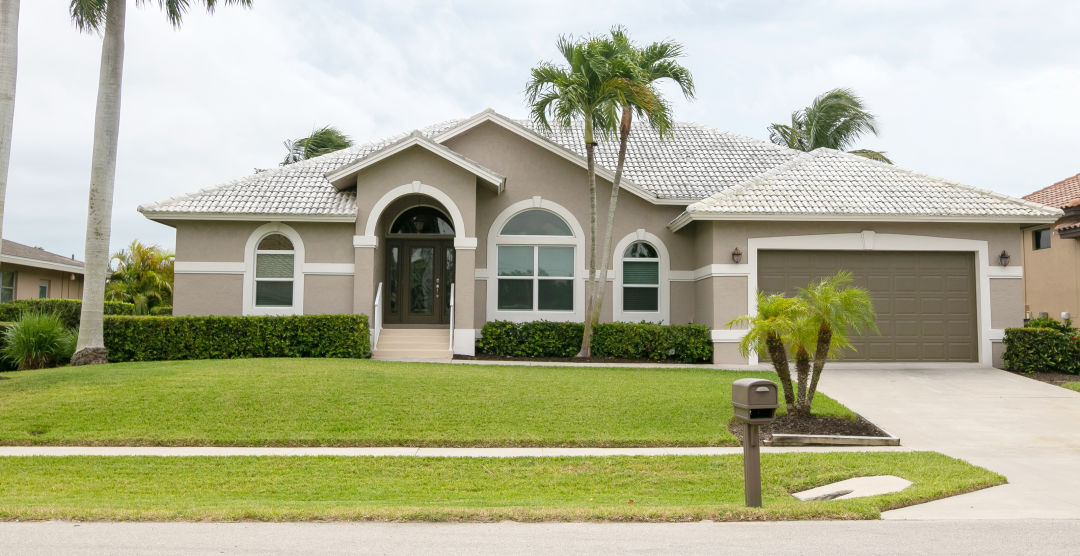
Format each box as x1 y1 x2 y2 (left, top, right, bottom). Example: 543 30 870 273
0 445 910 457
817 365 1080 519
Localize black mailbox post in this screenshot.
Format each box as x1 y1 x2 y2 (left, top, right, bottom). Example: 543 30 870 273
731 378 779 507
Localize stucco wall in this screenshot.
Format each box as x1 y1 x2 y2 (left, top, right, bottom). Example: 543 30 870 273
2 262 83 300
1022 225 1080 320
174 273 242 316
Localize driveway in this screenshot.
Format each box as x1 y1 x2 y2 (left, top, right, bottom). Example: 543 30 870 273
817 363 1080 519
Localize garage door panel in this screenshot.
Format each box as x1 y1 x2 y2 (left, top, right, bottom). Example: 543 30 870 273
758 250 977 362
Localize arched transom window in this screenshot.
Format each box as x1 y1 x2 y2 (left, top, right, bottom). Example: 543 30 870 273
389 206 454 235
496 209 575 312
621 241 659 312
254 233 295 307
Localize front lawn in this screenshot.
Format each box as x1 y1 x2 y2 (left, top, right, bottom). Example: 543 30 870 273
1064 382 1080 393
0 452 1004 521
0 359 853 447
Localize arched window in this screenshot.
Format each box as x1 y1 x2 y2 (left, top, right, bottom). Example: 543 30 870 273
389 206 454 235
495 209 575 313
254 234 295 307
621 241 659 312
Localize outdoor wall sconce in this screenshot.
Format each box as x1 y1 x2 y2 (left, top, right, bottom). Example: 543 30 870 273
732 248 743 264
998 250 1011 267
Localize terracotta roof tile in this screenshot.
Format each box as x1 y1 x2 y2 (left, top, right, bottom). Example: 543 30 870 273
1024 173 1080 209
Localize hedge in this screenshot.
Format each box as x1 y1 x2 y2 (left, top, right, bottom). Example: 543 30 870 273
1002 327 1080 374
0 299 136 329
104 314 371 362
0 322 13 372
477 320 713 363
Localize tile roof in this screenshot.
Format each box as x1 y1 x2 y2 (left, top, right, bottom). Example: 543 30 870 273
139 111 801 217
1 239 84 270
684 148 1061 220
1023 172 1080 209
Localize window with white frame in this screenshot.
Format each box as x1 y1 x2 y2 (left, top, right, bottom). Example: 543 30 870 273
254 234 295 307
38 280 49 299
496 209 575 312
621 241 659 312
1 270 14 303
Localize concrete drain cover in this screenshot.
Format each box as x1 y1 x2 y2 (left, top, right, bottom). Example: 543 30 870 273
793 475 912 501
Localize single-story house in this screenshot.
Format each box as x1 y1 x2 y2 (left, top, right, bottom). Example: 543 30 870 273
1021 172 1080 321
140 109 1060 366
0 239 85 303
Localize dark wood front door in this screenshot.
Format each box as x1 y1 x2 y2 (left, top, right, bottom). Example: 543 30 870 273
385 239 455 325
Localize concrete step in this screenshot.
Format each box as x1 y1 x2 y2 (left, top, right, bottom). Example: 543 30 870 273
373 328 452 361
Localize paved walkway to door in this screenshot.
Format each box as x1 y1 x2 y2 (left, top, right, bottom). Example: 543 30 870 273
817 364 1080 519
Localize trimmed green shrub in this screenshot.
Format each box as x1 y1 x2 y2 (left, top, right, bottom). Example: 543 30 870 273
149 305 173 316
1 313 76 370
1002 327 1080 374
477 321 713 363
0 322 14 372
0 299 136 329
1024 316 1075 335
103 314 370 362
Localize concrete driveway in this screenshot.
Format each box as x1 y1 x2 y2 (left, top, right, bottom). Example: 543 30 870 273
817 363 1080 519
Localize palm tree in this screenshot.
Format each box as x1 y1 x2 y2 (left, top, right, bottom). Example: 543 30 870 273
586 27 694 335
0 0 19 280
729 292 805 412
767 88 892 163
105 240 175 315
281 125 352 165
526 34 620 357
791 271 877 416
69 0 252 366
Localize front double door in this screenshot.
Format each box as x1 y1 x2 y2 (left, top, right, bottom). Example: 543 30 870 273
385 239 455 325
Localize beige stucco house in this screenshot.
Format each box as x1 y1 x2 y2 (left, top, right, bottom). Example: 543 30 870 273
1021 172 1080 321
0 239 84 303
140 109 1059 366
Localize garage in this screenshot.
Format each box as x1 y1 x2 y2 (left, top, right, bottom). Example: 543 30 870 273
757 250 978 362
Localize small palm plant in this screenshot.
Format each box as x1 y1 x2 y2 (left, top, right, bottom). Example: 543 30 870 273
729 292 806 412
2 313 77 370
792 271 877 416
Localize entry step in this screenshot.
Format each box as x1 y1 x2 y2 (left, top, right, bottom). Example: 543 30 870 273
373 328 452 361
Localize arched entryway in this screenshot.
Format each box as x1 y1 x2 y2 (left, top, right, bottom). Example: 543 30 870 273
382 202 455 325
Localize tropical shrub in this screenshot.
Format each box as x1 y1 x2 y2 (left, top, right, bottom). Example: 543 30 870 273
103 314 370 362
476 321 712 363
149 305 173 316
1024 316 1075 335
0 299 135 329
1 313 76 370
1002 327 1080 375
105 240 174 315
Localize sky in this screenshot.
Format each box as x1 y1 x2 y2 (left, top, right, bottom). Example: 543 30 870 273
5 0 1080 259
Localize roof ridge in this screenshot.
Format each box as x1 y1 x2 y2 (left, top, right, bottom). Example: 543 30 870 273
1022 171 1080 205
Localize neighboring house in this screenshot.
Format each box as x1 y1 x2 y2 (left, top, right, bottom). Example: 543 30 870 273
140 109 1059 367
0 239 84 303
1021 172 1080 321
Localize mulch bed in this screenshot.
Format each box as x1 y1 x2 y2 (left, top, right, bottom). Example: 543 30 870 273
1008 370 1079 387
455 354 705 364
727 413 889 443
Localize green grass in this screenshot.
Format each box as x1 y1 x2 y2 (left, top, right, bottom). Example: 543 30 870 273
0 359 854 447
1063 382 1080 393
0 452 1004 521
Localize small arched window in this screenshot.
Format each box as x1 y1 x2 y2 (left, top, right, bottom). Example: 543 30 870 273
389 206 454 235
255 234 295 307
500 209 573 236
622 241 659 312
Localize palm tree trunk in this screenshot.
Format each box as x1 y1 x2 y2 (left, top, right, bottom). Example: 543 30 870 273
576 115 599 358
588 105 632 327
72 0 125 366
805 323 832 409
0 0 19 276
765 332 795 412
794 346 810 416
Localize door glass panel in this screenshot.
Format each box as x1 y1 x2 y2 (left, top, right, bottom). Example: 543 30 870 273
538 279 573 310
388 246 399 315
498 246 534 276
444 247 455 315
498 279 533 310
538 246 573 277
408 247 434 315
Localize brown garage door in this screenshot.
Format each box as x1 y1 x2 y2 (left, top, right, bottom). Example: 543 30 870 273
757 250 978 362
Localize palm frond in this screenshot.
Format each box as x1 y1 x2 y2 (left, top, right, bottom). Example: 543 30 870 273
847 149 893 164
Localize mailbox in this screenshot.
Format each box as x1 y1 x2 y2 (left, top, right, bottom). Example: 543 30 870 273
732 378 778 424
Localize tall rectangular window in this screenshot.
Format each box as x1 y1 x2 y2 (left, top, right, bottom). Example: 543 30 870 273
0 271 14 303
38 280 49 299
622 241 659 312
1034 228 1052 250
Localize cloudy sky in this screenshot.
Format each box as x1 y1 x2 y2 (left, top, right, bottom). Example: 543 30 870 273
5 0 1079 258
